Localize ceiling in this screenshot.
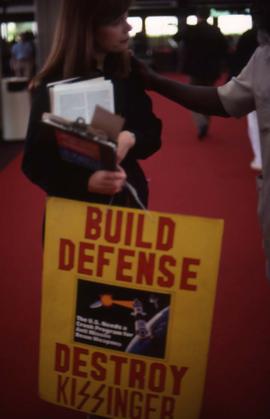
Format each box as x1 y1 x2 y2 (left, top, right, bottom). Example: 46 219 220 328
0 0 252 6
131 0 251 15
0 0 34 21
0 0 252 23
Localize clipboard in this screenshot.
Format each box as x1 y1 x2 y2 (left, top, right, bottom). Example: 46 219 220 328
42 112 118 171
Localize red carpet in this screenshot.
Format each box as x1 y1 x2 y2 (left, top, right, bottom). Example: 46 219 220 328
1 76 270 419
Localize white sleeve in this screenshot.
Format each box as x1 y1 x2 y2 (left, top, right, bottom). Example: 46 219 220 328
218 51 257 117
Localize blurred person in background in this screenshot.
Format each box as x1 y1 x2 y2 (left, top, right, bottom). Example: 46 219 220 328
177 6 228 139
10 32 35 78
135 0 270 279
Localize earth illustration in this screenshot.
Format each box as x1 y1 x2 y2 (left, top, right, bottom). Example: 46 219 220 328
126 307 169 358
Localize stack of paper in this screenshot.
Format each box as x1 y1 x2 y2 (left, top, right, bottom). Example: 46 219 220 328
48 77 114 123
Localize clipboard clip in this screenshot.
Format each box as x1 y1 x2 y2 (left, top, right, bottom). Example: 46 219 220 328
42 112 108 142
71 116 87 131
68 117 93 139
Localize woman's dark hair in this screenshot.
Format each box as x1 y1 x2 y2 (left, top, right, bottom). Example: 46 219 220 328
33 0 132 85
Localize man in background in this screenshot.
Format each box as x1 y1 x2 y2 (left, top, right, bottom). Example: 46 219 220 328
136 0 270 279
177 7 228 139
10 32 34 78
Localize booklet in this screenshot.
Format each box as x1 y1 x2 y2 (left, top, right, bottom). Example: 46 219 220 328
44 77 125 171
48 77 115 124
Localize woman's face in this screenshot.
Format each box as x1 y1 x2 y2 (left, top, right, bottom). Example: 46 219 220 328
95 12 132 54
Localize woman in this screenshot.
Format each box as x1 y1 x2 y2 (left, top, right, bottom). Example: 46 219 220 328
22 0 162 208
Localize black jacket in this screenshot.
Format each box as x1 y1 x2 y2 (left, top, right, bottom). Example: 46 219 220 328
180 22 228 83
22 63 162 208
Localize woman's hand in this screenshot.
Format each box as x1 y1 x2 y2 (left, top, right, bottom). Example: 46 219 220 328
88 167 127 195
116 130 135 163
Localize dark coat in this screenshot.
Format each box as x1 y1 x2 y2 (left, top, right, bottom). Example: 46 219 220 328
180 21 228 84
229 28 258 77
22 62 162 208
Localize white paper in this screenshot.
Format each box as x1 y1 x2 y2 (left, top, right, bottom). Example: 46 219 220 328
49 78 114 124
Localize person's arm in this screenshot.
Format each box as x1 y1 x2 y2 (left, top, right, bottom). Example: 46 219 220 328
133 58 229 117
149 73 228 117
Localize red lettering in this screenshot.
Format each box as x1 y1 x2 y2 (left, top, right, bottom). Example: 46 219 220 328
91 384 106 413
85 206 102 240
104 209 123 243
56 375 91 410
157 255 176 288
136 252 155 285
129 359 146 390
129 391 143 419
54 343 70 373
114 388 128 417
91 351 107 381
56 375 69 404
107 386 114 416
148 363 166 393
180 258 200 291
107 387 113 415
70 377 76 407
116 249 135 282
72 347 88 378
78 242 94 275
170 366 189 395
58 239 75 271
160 397 175 418
96 245 114 277
110 355 128 385
136 214 152 249
156 217 175 251
144 394 158 419
124 212 135 246
77 381 91 410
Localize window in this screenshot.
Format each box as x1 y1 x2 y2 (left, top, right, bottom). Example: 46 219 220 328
186 16 214 26
218 14 252 35
145 16 178 37
127 16 143 37
1 21 37 41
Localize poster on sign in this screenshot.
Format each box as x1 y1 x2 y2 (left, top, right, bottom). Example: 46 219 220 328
39 197 224 418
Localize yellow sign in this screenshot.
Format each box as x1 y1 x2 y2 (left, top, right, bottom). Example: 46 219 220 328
40 197 224 418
